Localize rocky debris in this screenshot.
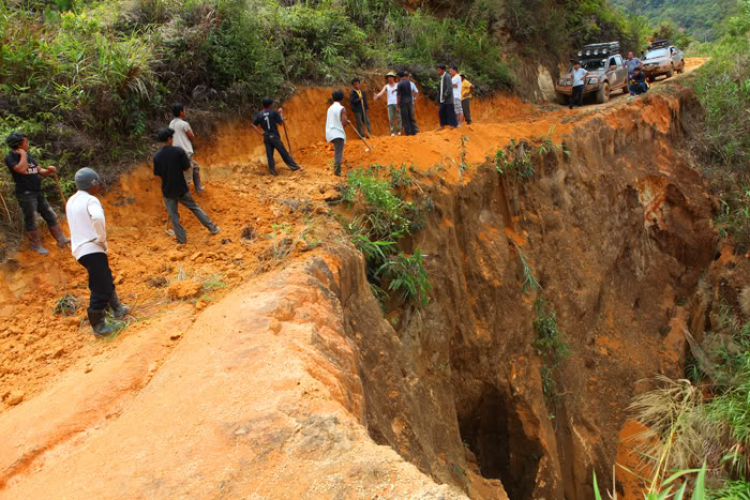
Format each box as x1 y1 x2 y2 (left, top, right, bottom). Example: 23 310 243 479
241 225 256 241
167 281 202 300
147 276 168 288
5 390 24 406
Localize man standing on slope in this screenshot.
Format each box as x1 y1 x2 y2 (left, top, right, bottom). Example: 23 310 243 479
460 73 475 125
396 71 418 136
252 97 303 176
404 71 420 134
4 132 70 255
436 65 458 130
169 103 205 193
326 90 348 177
449 65 464 126
349 78 372 139
153 128 220 244
374 72 401 136
66 168 129 336
568 61 588 109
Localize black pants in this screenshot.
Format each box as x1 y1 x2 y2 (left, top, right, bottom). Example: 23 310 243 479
353 109 372 137
264 134 300 174
17 192 58 232
439 102 458 127
570 85 584 108
78 252 114 312
399 103 417 136
462 98 472 124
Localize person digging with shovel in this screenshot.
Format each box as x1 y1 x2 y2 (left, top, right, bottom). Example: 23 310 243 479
4 132 70 255
326 90 348 177
66 168 129 336
252 97 303 176
349 78 372 139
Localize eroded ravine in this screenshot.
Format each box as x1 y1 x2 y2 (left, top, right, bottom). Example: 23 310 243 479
0 66 717 499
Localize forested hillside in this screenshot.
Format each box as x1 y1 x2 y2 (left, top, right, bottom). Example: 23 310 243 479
613 0 738 41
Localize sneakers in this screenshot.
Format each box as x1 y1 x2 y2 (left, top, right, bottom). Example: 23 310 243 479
210 226 221 235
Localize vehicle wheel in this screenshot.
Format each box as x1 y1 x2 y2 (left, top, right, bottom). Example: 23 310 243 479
677 60 685 74
667 64 674 78
555 93 569 106
596 83 610 104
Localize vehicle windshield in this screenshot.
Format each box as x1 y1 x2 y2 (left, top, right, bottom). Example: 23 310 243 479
580 59 605 70
645 48 669 59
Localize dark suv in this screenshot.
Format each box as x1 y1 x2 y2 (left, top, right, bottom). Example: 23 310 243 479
555 42 629 105
643 40 685 82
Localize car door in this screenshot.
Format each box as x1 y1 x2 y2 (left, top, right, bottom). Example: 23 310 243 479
614 55 627 89
607 57 619 88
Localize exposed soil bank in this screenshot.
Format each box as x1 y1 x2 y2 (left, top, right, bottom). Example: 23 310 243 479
0 75 717 498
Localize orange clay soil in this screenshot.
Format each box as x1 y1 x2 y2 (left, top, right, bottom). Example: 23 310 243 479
0 60 705 411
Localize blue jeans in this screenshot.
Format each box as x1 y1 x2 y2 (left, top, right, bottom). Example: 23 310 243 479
629 82 648 95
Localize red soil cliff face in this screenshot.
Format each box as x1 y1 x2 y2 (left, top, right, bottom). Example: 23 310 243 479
0 77 718 499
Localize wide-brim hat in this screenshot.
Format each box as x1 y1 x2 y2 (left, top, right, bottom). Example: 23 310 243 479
386 71 397 77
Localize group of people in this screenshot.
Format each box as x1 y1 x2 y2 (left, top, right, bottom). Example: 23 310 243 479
625 51 649 96
2 102 227 335
3 65 477 335
566 50 649 109
325 65 475 175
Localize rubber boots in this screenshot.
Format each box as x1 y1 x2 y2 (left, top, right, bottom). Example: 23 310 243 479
109 290 130 319
87 309 114 336
26 230 50 255
49 224 71 247
193 168 205 193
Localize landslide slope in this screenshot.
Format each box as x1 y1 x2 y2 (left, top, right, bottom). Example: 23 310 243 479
0 72 716 498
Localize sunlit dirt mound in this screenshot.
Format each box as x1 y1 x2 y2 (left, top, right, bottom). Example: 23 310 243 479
0 61 715 499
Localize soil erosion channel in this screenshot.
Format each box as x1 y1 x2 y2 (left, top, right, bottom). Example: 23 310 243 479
0 62 716 499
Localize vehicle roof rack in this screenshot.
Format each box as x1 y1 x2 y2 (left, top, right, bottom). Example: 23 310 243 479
648 40 671 49
576 42 620 59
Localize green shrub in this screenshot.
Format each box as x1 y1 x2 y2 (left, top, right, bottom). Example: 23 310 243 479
341 166 431 308
377 250 431 306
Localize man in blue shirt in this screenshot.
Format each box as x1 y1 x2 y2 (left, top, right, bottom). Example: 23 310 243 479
569 61 588 109
252 97 303 176
625 52 643 95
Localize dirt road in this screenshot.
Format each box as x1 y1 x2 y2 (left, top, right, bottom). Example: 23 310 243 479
0 58 707 498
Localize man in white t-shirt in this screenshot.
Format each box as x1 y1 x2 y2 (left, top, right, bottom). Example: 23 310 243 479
66 168 129 336
374 72 401 136
449 65 464 125
169 103 205 193
568 61 588 109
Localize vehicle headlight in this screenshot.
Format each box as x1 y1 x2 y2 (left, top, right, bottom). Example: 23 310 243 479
587 77 598 84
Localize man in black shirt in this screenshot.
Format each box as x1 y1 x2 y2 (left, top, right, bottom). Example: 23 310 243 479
252 97 302 176
396 71 418 136
153 128 220 244
4 132 70 255
349 78 372 139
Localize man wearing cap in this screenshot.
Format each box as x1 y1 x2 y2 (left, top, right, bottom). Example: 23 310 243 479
66 168 129 336
4 132 70 255
153 128 220 244
374 72 401 136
